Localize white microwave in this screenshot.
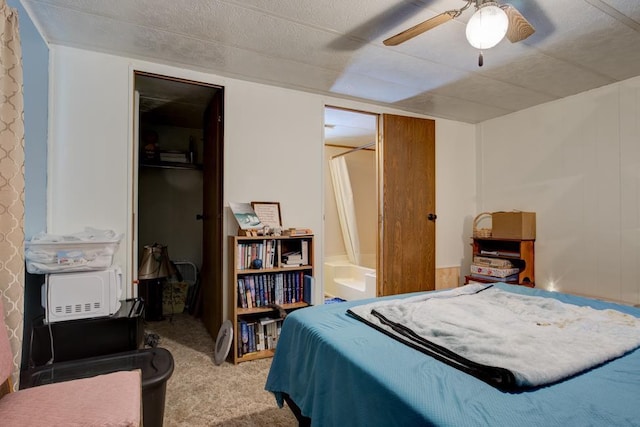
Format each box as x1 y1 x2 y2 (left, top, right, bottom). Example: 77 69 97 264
41 267 123 323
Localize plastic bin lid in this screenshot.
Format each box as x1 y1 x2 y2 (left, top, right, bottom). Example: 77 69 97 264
23 348 174 389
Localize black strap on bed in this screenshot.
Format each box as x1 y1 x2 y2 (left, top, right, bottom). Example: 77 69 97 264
346 308 518 391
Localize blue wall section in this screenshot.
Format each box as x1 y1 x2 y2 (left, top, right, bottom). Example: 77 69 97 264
9 0 48 239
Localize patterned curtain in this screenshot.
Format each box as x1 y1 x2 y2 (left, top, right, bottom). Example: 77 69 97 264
0 0 24 389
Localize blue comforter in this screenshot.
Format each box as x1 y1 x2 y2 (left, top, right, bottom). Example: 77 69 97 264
265 283 640 426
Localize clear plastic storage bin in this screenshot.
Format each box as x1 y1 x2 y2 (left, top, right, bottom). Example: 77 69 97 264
25 234 122 274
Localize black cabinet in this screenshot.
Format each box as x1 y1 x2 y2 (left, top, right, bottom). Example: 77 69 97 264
26 299 144 367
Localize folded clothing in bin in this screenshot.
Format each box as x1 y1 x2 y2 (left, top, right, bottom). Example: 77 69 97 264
25 227 123 274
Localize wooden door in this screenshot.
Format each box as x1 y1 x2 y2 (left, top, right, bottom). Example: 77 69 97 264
131 90 140 298
378 114 436 296
201 88 225 337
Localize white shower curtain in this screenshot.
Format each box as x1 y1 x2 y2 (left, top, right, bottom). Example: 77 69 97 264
329 157 361 265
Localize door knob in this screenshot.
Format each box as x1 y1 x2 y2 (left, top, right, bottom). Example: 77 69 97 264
428 213 437 221
196 214 204 220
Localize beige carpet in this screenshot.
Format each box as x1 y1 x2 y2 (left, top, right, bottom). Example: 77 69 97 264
146 314 298 426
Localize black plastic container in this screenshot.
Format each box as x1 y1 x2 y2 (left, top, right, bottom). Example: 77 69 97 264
21 347 174 427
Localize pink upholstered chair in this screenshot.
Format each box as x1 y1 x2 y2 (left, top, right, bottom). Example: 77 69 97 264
0 298 142 426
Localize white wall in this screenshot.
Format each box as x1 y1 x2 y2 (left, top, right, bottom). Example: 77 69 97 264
47 45 477 319
48 46 132 265
13 0 49 239
435 119 477 274
478 76 640 304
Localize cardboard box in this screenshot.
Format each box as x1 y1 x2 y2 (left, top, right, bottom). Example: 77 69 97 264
491 211 536 239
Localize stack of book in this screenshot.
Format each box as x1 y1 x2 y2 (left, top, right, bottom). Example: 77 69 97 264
237 239 277 269
238 317 282 357
237 271 308 308
280 239 309 267
470 256 520 283
281 251 303 266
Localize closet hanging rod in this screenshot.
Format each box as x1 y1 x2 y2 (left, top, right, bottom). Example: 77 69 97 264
331 142 376 159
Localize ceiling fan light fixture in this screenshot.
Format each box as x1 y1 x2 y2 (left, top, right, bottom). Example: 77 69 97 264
465 3 509 50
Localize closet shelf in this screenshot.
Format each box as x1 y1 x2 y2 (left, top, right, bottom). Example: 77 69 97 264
140 161 202 170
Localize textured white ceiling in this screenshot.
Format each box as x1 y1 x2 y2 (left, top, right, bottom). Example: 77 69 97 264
21 0 640 124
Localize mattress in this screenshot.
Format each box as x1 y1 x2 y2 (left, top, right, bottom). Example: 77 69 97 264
265 283 640 426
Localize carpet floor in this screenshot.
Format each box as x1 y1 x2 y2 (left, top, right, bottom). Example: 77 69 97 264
146 314 298 426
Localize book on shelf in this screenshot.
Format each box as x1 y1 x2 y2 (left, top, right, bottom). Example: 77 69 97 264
473 256 513 268
237 279 247 308
470 272 519 282
301 240 309 265
303 274 313 304
258 275 267 307
236 239 279 270
480 249 520 257
247 322 256 353
259 317 281 350
255 321 265 351
237 271 308 308
240 321 250 355
470 264 520 278
238 317 284 357
281 250 303 266
247 277 256 308
280 238 310 266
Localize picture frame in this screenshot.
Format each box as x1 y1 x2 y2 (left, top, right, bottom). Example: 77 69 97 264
229 202 264 230
251 201 282 228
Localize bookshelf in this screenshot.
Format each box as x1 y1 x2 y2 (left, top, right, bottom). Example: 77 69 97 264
465 237 535 287
228 234 314 364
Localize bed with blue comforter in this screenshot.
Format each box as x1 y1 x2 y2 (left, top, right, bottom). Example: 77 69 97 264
265 283 640 426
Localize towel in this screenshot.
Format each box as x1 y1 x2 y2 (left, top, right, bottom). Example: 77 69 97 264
348 284 640 388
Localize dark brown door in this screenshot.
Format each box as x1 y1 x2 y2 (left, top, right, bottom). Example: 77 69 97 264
201 88 224 337
378 114 436 296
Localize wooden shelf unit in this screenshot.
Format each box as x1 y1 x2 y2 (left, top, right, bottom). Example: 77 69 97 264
228 234 313 364
466 237 535 287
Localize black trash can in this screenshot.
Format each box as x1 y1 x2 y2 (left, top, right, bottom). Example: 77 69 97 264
21 347 174 427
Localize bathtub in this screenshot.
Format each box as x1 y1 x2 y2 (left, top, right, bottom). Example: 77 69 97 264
324 258 376 301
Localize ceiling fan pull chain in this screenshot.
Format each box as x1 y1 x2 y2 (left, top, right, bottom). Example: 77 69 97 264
478 51 484 67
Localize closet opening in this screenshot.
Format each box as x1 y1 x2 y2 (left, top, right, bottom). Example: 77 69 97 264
133 71 224 338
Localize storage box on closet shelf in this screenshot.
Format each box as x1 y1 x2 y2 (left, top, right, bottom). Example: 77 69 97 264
25 227 123 274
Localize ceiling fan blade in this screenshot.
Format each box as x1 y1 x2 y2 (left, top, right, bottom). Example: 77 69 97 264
383 11 455 46
502 4 535 43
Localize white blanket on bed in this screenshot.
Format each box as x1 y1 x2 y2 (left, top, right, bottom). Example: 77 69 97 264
349 284 640 387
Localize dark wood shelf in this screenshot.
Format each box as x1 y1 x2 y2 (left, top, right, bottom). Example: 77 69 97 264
467 237 535 288
140 161 202 170
236 301 308 316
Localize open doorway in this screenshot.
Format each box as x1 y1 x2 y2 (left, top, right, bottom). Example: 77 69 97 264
133 72 224 338
323 108 437 301
323 106 378 302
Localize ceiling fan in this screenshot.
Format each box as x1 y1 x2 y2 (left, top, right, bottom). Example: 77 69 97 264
383 0 535 66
